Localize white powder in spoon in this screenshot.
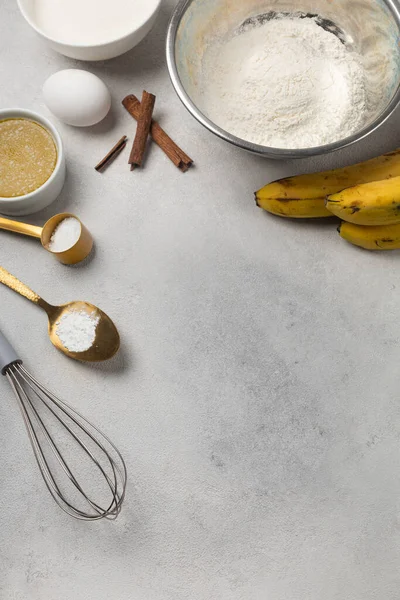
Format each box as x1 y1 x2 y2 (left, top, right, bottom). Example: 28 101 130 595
201 16 368 149
56 310 100 353
48 217 81 253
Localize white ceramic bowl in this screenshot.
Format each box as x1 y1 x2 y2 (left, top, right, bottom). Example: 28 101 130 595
0 109 66 216
16 0 162 61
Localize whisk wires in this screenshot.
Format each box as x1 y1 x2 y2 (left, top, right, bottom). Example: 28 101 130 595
6 363 127 521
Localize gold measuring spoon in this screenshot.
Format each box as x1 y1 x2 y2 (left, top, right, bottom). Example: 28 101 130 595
0 266 120 362
0 213 93 265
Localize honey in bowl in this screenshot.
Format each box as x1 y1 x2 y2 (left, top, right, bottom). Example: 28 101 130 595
0 118 57 198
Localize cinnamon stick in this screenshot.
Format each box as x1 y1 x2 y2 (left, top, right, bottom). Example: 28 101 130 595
128 91 156 170
122 94 193 172
95 135 127 172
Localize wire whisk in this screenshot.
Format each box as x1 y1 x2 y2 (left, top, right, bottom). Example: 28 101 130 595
1 330 127 521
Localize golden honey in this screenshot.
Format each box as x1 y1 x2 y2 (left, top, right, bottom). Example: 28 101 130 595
0 118 57 197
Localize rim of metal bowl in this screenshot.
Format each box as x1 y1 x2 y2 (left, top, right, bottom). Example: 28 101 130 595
166 0 400 159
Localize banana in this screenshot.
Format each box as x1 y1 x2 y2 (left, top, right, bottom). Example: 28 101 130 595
255 148 400 218
255 197 331 218
326 176 400 225
339 221 400 250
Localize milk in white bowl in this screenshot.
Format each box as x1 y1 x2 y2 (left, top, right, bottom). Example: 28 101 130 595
17 0 162 60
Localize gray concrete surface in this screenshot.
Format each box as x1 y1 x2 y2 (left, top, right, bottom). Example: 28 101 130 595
1 1 400 598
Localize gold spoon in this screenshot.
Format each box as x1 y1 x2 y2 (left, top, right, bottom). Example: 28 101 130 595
0 266 120 362
0 213 93 265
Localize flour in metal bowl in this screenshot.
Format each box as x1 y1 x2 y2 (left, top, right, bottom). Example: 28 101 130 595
201 15 371 149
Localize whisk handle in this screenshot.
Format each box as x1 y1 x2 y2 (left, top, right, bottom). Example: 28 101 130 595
0 330 21 375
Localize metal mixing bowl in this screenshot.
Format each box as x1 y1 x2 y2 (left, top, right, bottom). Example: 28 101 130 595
167 0 400 159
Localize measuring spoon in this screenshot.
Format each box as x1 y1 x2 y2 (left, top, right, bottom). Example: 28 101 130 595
0 213 93 265
0 266 120 362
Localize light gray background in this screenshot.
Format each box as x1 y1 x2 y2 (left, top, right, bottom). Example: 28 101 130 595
1 1 400 598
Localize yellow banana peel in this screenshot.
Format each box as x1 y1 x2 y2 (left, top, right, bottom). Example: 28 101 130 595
255 196 331 218
326 176 400 225
339 221 400 250
256 148 400 219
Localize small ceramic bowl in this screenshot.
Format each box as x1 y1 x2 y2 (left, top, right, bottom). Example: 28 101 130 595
16 0 162 61
0 109 66 216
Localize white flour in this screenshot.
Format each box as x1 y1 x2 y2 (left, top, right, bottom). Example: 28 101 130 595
48 217 81 253
56 310 100 353
202 16 368 149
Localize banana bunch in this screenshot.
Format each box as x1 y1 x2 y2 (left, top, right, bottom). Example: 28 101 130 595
256 149 400 250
